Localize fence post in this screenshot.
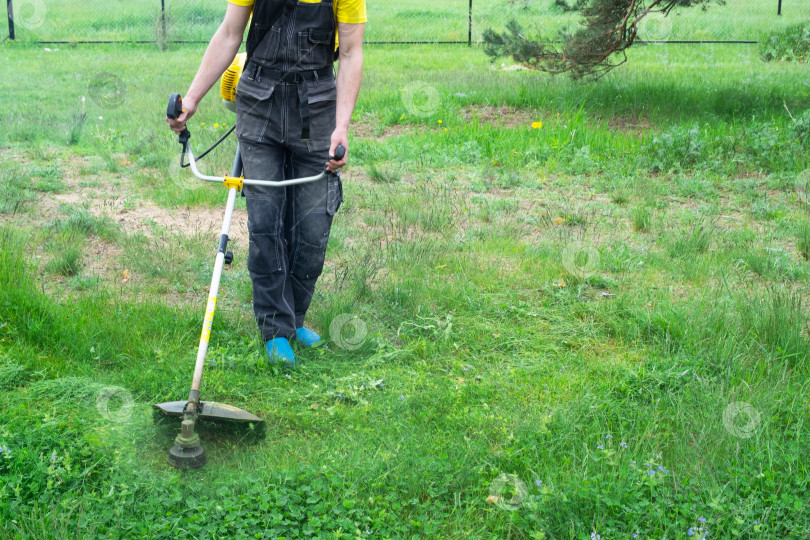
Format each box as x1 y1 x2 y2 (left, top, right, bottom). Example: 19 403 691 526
6 0 13 40
777 0 782 15
468 0 474 47
161 0 167 39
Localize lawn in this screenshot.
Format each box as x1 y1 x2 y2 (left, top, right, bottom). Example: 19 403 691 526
1 28 809 540
7 0 805 43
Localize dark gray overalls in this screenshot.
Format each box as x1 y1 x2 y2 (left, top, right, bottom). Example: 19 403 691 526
235 0 342 342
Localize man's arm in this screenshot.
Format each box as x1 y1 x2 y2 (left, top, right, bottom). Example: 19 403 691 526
167 3 252 134
327 22 365 172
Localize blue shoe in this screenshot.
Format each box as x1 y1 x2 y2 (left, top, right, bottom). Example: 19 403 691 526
266 337 295 366
296 327 321 347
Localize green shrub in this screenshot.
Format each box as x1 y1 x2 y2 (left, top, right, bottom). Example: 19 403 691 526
760 22 810 63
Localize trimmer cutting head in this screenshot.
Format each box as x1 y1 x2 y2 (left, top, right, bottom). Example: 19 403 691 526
153 401 263 424
154 401 264 469
168 418 207 469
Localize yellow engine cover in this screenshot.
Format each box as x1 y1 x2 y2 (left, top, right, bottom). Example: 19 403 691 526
220 52 246 108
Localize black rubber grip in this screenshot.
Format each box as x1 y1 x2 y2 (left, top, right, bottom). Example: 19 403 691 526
332 145 346 161
167 93 183 120
217 234 229 254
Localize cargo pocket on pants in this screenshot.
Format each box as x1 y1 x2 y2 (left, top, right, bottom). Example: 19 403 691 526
235 76 276 143
326 173 343 216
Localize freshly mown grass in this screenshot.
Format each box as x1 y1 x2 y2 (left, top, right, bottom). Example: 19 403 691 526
1 37 809 539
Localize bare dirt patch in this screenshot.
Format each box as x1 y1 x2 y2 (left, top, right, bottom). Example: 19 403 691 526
607 115 655 135
352 121 415 141
4 150 251 296
462 106 537 130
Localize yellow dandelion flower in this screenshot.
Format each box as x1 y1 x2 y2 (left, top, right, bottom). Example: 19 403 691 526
532 121 543 129
438 120 443 124
443 128 448 132
554 217 564 224
200 122 205 126
214 123 219 128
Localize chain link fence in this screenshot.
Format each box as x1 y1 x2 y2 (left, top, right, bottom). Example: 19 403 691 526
5 0 804 44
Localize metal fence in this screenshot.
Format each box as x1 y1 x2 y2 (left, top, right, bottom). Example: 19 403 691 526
4 0 803 45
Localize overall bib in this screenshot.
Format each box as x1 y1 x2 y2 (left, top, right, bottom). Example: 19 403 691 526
235 0 343 342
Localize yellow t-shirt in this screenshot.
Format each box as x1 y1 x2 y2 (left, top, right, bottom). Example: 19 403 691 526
229 0 366 50
228 0 367 25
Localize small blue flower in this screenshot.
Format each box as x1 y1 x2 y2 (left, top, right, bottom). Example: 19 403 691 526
605 434 612 439
647 470 655 476
620 441 628 448
633 535 638 539
50 454 57 462
688 528 694 536
754 521 758 525
338 393 342 398
698 516 706 523
535 480 541 486
362 382 366 387
400 395 405 401
597 444 604 450
657 465 664 471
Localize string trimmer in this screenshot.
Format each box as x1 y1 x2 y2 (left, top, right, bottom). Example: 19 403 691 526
154 54 345 469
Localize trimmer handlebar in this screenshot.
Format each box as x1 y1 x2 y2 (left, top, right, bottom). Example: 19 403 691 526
167 93 345 188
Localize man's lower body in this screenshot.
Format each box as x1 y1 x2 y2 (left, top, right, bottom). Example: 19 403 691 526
235 74 342 364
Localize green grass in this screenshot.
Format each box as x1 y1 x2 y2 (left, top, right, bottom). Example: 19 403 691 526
760 21 810 63
8 0 808 43
1 37 810 539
